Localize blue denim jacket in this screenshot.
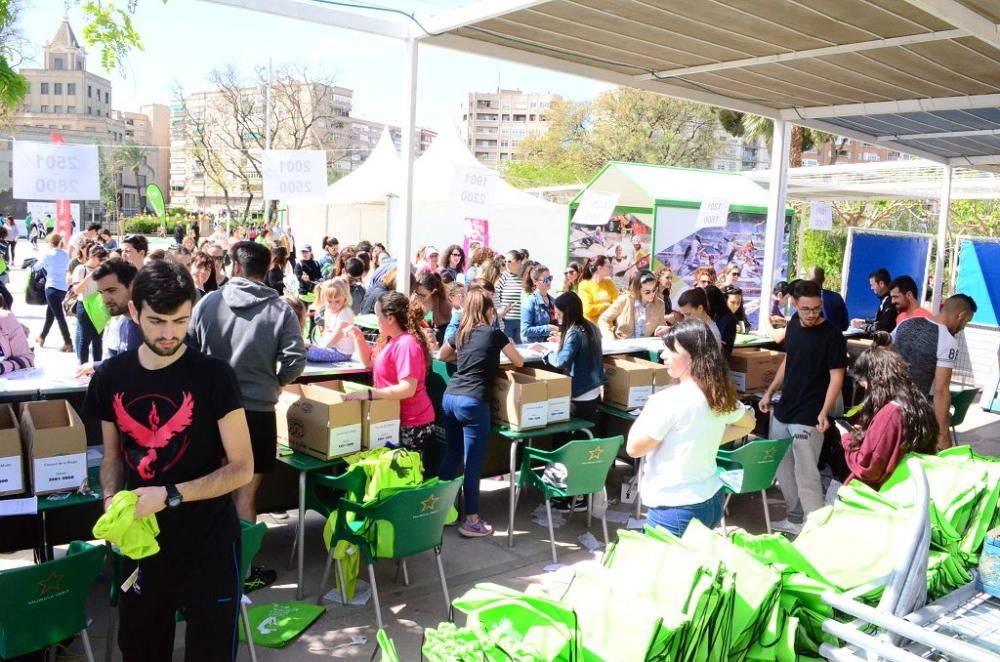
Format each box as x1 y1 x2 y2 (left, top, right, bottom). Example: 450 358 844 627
521 291 555 342
543 323 605 398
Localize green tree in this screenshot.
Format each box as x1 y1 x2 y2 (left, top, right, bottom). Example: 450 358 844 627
0 0 28 118
73 0 168 76
715 110 832 167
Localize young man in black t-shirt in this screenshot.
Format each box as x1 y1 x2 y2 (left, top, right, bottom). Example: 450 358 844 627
85 261 253 662
760 280 847 535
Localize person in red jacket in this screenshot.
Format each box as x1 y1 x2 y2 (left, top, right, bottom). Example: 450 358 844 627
840 332 938 489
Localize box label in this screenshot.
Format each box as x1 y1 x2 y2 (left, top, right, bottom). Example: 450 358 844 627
33 453 86 493
627 385 653 409
732 372 747 392
328 423 362 457
547 396 570 422
520 402 547 428
0 454 23 494
369 419 400 449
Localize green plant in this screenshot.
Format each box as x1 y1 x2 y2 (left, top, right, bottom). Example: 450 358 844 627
167 206 188 216
122 216 162 234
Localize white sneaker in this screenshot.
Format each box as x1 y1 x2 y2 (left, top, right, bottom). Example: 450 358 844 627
771 519 803 535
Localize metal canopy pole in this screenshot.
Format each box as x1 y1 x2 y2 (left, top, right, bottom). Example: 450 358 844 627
759 119 792 331
396 37 418 297
932 164 952 308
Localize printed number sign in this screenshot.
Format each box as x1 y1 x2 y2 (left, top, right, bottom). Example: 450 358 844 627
450 165 498 208
810 201 833 231
13 141 99 201
262 150 327 200
696 197 730 229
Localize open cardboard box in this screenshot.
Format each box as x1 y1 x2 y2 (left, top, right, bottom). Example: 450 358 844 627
275 383 363 460
320 380 401 450
493 370 548 431
20 400 87 496
0 404 23 496
729 348 785 393
603 357 654 410
515 366 572 423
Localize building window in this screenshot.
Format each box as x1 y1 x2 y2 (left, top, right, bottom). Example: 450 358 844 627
87 85 92 98
77 61 83 70
104 91 109 103
53 83 62 95
67 105 75 113
53 57 64 70
40 82 49 94
53 105 62 113
87 106 92 115
40 105 48 112
67 83 76 95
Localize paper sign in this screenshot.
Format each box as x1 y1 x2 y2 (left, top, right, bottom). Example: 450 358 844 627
262 150 327 200
696 197 730 229
810 201 833 231
520 402 548 428
33 452 87 492
12 141 99 201
369 419 400 449
0 454 23 494
450 165 498 208
0 496 37 517
573 190 620 226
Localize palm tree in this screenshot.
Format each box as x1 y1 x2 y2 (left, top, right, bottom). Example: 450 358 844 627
715 110 832 167
113 140 150 216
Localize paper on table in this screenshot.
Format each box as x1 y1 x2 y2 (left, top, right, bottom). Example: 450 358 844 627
0 496 38 516
626 517 646 530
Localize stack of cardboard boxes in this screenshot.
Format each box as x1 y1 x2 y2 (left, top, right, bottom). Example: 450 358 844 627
603 356 671 411
0 400 89 497
492 367 572 431
728 348 785 393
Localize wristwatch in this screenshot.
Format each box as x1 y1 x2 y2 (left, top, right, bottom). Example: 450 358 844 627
164 484 183 509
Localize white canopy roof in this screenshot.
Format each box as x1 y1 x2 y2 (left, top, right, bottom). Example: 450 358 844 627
324 127 401 205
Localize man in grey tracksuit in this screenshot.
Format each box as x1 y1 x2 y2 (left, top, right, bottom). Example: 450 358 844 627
188 240 305 543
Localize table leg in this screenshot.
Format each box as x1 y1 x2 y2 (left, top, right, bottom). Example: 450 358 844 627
41 510 51 562
508 439 518 548
296 470 306 601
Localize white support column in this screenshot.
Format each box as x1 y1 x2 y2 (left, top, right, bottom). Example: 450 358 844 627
396 37 418 297
932 164 952 309
759 119 791 332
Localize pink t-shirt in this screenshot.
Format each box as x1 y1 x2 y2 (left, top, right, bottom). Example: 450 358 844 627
896 307 932 324
373 333 435 427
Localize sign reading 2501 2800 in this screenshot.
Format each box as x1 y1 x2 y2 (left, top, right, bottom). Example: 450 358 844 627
262 150 328 200
13 141 100 201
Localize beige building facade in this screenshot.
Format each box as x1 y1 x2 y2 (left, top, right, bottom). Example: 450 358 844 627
457 89 559 165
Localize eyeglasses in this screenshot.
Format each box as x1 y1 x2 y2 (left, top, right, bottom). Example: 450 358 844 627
540 276 554 284
798 305 823 315
450 252 462 257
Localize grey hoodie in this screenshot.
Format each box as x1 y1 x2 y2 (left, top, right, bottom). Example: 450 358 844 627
188 277 306 412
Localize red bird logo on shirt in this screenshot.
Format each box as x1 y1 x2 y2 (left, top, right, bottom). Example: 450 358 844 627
113 392 195 480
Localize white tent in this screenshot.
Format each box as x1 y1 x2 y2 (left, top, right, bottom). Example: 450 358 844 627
287 127 567 274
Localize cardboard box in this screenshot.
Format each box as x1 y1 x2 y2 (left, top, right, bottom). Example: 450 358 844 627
20 400 87 496
728 348 785 393
327 380 401 450
275 383 363 460
603 357 654 410
0 404 23 496
847 338 873 361
621 356 672 393
493 370 548 431
515 367 572 423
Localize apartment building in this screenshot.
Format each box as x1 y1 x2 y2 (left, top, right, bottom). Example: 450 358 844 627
711 130 770 172
457 89 559 165
799 138 912 167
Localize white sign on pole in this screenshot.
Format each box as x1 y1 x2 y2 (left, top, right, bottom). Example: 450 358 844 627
573 190 620 226
12 141 99 201
810 201 833 231
262 150 327 200
450 165 499 208
696 197 730 229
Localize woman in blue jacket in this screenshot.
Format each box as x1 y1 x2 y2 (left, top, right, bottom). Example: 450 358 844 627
520 264 558 343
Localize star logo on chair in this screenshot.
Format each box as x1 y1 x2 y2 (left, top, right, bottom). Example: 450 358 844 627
588 446 604 461
762 448 777 461
420 494 440 513
37 571 64 596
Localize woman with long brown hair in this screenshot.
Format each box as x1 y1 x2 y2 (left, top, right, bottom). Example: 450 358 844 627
840 333 938 489
348 291 436 462
627 318 755 536
438 287 524 537
265 246 289 295
414 270 452 344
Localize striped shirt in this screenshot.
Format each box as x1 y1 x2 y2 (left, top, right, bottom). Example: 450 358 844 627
496 271 523 321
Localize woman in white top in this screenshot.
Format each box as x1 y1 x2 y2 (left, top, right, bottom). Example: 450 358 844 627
627 318 754 537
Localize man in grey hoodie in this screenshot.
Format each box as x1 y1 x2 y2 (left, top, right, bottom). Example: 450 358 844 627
188 240 305 588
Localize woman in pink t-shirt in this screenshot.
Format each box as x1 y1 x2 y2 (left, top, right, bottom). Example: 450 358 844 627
349 291 436 460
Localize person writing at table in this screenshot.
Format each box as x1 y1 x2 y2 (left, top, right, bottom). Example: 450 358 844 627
521 264 558 343
578 255 617 323
598 270 669 340
438 287 525 537
348 291 436 464
627 319 755 537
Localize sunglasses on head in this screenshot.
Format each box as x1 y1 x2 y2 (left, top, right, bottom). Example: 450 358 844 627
540 275 554 284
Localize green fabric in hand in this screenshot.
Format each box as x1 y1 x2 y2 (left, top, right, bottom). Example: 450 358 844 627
92 491 160 559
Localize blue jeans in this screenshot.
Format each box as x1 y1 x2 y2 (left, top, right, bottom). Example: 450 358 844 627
75 302 102 363
440 394 491 516
502 318 521 344
40 287 71 345
646 489 725 538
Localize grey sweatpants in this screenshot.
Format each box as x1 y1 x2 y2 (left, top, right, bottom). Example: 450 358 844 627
771 416 824 524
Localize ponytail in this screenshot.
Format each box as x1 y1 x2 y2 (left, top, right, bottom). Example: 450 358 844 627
376 290 431 368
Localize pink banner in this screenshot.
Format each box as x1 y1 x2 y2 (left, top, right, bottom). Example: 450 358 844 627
463 217 489 255
50 132 73 239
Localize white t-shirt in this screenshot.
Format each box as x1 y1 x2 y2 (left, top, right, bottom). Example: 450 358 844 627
72 264 98 297
630 380 746 507
322 307 356 355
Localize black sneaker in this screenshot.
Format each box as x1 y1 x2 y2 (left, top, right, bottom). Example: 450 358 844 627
551 496 588 513
244 565 277 593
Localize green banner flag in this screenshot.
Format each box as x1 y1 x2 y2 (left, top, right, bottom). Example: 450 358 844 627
146 183 166 225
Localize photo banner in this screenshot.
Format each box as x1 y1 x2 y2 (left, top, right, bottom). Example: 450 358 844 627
843 230 932 320
955 238 1000 326
569 210 652 291
463 217 489 255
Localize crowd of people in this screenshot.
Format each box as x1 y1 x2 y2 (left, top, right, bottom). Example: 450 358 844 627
0 215 980 661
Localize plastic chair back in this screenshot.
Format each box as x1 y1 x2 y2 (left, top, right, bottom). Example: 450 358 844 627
523 436 624 499
950 388 979 427
306 465 368 521
716 437 793 494
346 477 463 561
0 541 104 658
240 520 267 582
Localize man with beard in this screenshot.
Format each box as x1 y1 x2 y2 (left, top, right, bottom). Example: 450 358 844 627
85 260 253 662
75 258 141 378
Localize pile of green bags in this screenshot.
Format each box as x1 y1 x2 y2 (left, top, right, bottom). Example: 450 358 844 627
434 447 1000 661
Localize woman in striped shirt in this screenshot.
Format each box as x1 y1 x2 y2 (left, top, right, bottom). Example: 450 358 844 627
496 250 525 343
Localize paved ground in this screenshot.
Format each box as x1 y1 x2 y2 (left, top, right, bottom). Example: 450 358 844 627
2 240 999 660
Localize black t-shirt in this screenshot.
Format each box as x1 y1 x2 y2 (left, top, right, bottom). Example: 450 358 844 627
715 312 737 355
84 348 244 557
446 326 510 401
775 317 847 425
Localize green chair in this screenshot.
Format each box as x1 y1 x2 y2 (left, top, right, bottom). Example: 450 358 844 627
316 477 464 629
377 628 400 662
949 388 980 444
516 435 624 563
715 437 793 536
0 540 104 662
288 465 368 569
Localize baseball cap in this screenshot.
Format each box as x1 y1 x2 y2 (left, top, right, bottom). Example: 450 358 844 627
425 245 440 256
301 244 313 252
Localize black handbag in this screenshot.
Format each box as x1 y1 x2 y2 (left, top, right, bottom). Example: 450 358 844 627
25 267 46 306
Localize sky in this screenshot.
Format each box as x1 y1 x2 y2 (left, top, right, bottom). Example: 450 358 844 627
20 0 614 132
